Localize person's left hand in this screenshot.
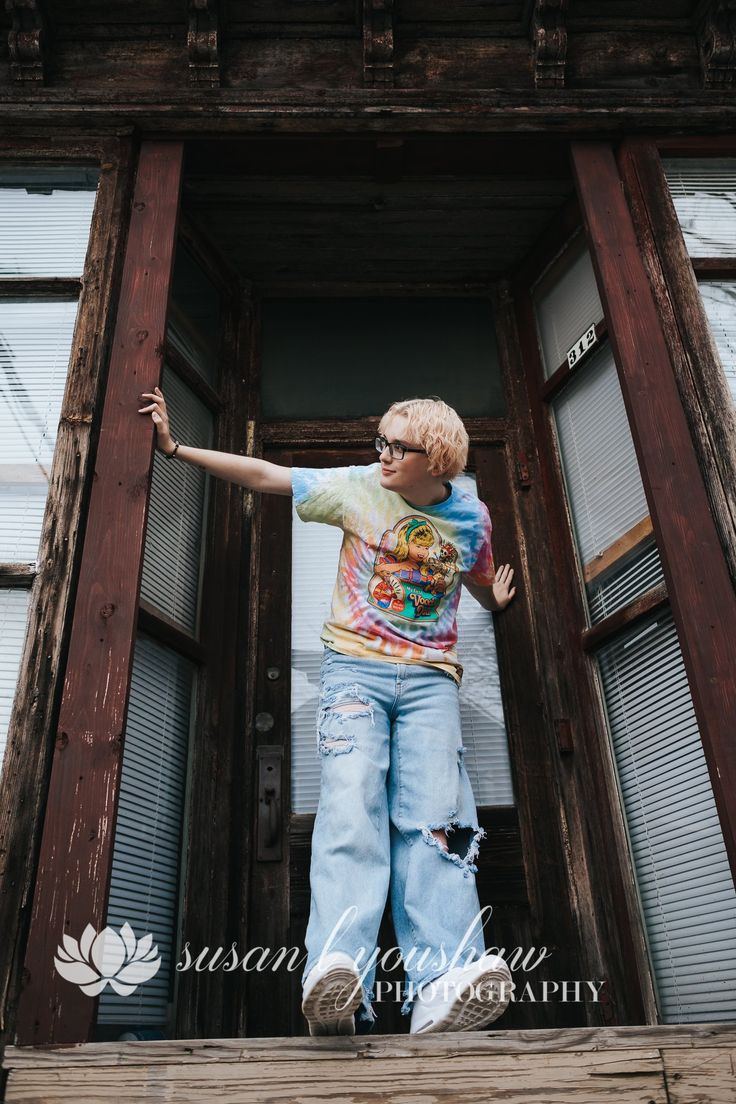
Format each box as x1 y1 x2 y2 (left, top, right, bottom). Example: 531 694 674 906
492 564 516 610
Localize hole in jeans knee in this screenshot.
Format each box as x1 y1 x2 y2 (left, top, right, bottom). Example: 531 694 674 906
420 819 488 878
317 685 375 756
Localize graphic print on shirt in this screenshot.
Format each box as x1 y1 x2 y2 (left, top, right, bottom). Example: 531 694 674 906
367 514 460 622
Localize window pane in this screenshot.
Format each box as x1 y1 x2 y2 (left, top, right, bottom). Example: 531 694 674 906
550 343 665 623
261 298 505 418
166 244 222 385
662 158 736 258
698 281 736 405
290 469 514 814
0 174 98 276
453 473 515 807
0 300 79 562
0 588 30 774
533 241 604 379
139 365 213 633
97 634 194 1028
597 609 736 1022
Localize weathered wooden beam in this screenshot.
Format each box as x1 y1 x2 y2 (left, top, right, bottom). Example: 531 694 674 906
571 141 736 884
188 0 220 87
617 137 736 595
530 0 568 89
14 141 184 1046
5 0 49 84
0 92 734 134
363 0 394 89
0 138 136 1065
696 0 736 86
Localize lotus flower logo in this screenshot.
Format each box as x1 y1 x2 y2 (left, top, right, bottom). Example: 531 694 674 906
54 922 161 996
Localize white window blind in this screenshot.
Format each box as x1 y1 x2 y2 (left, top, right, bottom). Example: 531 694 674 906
598 610 736 1022
139 365 213 634
0 181 98 276
290 470 514 815
0 170 98 791
662 158 736 258
0 300 79 562
533 242 604 378
698 281 736 405
0 588 30 772
550 342 665 624
97 634 195 1027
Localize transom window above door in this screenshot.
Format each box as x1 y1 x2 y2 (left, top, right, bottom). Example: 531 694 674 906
260 297 505 419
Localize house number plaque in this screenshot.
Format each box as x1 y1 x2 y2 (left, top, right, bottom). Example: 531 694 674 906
567 324 598 369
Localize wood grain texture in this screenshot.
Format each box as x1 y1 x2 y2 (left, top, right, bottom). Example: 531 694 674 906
4 1025 736 1104
507 274 657 1026
616 137 736 594
0 1 711 95
13 141 184 1047
4 1021 735 1064
571 140 736 884
0 138 136 1059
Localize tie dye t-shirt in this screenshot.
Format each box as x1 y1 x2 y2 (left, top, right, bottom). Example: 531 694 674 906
291 462 495 684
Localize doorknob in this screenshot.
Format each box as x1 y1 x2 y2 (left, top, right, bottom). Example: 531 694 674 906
256 744 283 861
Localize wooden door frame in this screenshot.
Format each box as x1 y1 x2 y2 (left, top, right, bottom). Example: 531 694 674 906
501 243 657 1028
243 390 595 1034
506 135 736 1029
14 141 185 1046
572 141 736 882
13 139 256 1047
0 135 138 1062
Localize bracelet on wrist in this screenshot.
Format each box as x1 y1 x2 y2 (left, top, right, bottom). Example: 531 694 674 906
162 439 180 460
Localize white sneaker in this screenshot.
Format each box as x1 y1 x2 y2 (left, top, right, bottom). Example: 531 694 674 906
409 953 514 1034
301 951 364 1037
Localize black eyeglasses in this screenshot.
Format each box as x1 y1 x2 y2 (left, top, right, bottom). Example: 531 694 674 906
374 435 426 461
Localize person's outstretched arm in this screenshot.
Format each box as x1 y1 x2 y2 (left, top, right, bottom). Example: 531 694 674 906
137 386 292 495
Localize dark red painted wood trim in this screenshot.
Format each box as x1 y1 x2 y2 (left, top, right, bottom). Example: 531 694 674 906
15 141 184 1045
571 141 736 881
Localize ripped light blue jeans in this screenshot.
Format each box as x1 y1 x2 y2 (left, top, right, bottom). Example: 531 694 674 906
301 646 488 1031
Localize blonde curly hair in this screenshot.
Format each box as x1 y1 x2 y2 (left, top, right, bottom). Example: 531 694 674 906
378 396 469 480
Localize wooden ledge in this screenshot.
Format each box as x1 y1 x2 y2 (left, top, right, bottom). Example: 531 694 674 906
3 1024 735 1103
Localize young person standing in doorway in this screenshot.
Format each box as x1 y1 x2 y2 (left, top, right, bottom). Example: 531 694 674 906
139 386 517 1035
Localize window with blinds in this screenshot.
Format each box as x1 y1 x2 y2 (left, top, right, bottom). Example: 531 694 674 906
532 237 604 379
98 240 222 1034
698 282 736 404
662 158 736 407
290 469 515 816
139 364 213 634
96 635 195 1027
598 611 736 1022
550 341 665 625
0 168 99 776
532 235 736 1023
